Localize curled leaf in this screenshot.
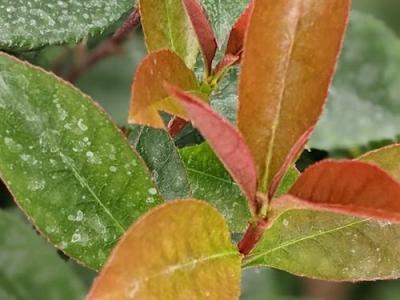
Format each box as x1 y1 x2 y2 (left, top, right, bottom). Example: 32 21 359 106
128 50 198 128
287 160 400 222
166 85 259 215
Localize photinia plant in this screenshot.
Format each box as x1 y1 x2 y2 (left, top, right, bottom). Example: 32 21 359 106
2 0 400 299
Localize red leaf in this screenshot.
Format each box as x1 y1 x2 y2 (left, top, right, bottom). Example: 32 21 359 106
183 0 217 75
225 1 254 58
166 84 259 215
286 160 400 222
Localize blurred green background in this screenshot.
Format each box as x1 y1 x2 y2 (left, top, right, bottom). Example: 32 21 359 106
2 1 400 299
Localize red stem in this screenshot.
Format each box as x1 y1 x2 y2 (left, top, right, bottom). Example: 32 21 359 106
238 218 269 255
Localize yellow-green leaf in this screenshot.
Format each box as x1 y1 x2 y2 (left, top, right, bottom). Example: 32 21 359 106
87 200 241 300
139 0 199 67
238 0 350 192
359 144 400 181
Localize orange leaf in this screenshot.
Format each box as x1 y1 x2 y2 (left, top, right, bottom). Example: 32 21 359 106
285 160 400 222
166 85 259 215
183 0 217 75
238 0 350 193
128 50 198 128
87 200 241 300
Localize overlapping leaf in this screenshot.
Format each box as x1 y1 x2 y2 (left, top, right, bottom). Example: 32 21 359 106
128 50 198 128
140 0 199 67
359 144 400 180
244 205 400 281
183 0 217 75
128 124 191 200
167 86 258 215
287 160 400 222
87 200 241 300
201 0 250 45
0 52 161 269
0 0 134 51
238 0 350 192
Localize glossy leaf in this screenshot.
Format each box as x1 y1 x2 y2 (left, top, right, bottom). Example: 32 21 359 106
139 0 199 67
244 203 400 281
180 143 298 232
87 200 241 300
288 160 400 222
183 0 217 75
0 209 85 299
167 85 258 215
311 12 400 150
180 143 250 232
225 1 254 58
0 52 162 269
0 0 133 51
128 50 198 128
238 0 350 192
359 144 400 181
127 124 191 200
201 0 250 45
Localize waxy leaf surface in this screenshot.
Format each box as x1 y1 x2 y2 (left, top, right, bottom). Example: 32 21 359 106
140 0 198 67
128 124 191 200
180 143 299 232
244 205 400 281
225 1 254 58
167 86 258 215
201 0 250 45
180 143 249 232
0 0 133 51
0 53 161 269
0 210 85 299
238 0 350 191
359 144 400 181
311 12 400 150
183 0 217 75
87 200 241 300
128 50 198 128
288 160 400 222
244 147 400 281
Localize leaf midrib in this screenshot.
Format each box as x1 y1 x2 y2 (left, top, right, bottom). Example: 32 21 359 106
243 218 368 267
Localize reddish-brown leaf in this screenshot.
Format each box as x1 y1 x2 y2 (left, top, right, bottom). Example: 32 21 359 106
238 0 350 193
128 50 198 128
286 160 400 222
166 85 259 215
225 1 254 58
183 0 217 75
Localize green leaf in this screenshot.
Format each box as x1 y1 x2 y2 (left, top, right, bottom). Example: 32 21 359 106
359 144 400 181
311 11 400 150
210 66 239 125
87 200 241 300
180 143 250 232
243 206 400 281
201 0 250 45
0 209 85 299
0 0 134 51
0 52 162 269
180 143 299 232
139 0 199 67
127 124 191 200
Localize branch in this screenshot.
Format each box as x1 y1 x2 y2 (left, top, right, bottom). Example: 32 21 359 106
65 8 141 82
